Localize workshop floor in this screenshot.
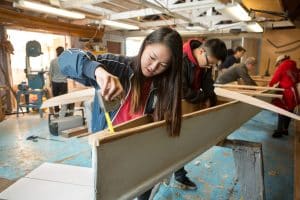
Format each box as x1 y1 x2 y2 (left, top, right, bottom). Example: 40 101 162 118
0 110 294 200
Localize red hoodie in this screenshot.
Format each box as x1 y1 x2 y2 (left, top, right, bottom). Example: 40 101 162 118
183 39 202 90
269 59 298 110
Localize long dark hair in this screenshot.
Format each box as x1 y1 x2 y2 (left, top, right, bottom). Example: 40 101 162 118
131 27 183 137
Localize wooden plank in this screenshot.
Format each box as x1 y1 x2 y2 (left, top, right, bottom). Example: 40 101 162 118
235 91 282 98
61 126 89 138
224 89 282 98
41 88 94 108
214 88 300 121
0 94 266 199
295 119 300 200
90 100 262 199
113 115 153 132
214 84 284 91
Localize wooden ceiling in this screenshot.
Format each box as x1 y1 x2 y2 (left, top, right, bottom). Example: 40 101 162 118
0 0 299 37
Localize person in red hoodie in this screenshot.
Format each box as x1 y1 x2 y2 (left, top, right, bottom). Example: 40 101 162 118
269 55 298 138
174 39 227 190
182 39 227 105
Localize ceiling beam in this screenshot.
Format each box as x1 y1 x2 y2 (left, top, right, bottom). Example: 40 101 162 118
208 21 245 31
167 0 223 12
108 0 223 21
78 4 115 15
139 0 191 22
0 7 104 39
139 19 186 27
60 0 109 8
139 15 228 28
109 8 161 20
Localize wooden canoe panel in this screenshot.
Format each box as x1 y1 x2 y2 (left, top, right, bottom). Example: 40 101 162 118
91 100 261 199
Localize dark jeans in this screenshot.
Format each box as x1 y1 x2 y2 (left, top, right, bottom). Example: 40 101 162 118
51 81 74 113
137 167 187 200
174 167 187 181
277 113 292 131
137 189 152 200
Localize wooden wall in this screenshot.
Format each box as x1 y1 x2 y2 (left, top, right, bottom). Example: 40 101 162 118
243 38 261 75
259 28 300 76
107 41 121 54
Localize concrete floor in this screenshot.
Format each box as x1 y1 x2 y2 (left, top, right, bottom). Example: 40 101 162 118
0 110 294 199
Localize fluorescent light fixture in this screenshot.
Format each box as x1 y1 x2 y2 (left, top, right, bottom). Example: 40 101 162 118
177 30 200 35
186 26 206 31
246 22 263 33
13 0 85 19
101 19 139 30
218 3 251 21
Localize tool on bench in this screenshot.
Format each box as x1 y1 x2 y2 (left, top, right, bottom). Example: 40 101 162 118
96 89 121 133
26 135 64 142
48 108 85 136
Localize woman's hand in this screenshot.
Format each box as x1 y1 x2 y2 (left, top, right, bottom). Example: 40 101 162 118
95 67 124 101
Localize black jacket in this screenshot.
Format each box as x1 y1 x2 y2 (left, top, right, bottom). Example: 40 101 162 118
220 55 239 69
182 54 216 105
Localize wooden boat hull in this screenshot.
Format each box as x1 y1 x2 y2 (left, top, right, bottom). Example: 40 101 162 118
90 99 262 199
0 97 267 200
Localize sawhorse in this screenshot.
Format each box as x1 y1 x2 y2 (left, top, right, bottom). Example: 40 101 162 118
217 139 265 200
150 139 266 200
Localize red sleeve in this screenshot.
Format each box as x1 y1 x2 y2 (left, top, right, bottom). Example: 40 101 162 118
269 64 285 86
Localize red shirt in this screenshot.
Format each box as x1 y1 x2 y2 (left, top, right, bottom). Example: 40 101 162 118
113 80 152 125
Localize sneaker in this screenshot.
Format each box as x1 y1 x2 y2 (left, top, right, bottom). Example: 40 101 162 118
282 130 289 135
175 176 197 190
272 130 283 138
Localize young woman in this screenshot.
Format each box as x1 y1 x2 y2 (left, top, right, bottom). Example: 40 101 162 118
58 27 183 199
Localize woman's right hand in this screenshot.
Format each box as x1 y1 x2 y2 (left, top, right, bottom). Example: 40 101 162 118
95 67 124 101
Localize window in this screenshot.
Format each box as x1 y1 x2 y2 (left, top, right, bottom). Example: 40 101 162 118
125 37 144 57
7 29 70 85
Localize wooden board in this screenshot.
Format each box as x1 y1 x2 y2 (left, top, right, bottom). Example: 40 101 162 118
89 99 262 199
225 88 282 98
41 88 94 108
214 84 284 91
215 88 300 121
61 126 89 138
1 89 278 200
